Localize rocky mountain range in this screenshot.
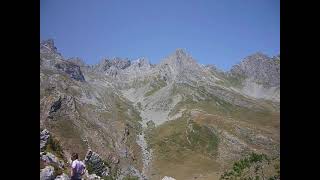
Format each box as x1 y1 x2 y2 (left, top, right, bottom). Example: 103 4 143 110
40 39 280 180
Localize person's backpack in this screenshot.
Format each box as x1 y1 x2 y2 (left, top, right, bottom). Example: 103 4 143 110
80 161 86 175
73 160 86 177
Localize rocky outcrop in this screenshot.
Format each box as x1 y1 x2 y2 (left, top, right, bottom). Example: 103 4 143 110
40 39 59 55
84 150 110 177
46 94 77 120
162 176 176 180
54 173 70 180
41 152 65 169
230 52 280 88
86 174 102 180
40 39 63 62
49 97 62 115
228 52 280 101
40 39 85 83
40 129 50 150
67 57 86 67
40 166 55 180
93 57 131 77
55 61 85 82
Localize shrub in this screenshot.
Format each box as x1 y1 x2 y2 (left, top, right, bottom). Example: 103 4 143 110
220 153 279 180
46 136 64 160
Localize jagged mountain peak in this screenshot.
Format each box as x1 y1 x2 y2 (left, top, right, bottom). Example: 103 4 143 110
131 57 151 67
245 52 270 59
40 39 58 53
171 48 191 60
67 57 87 67
229 52 280 95
95 57 131 72
230 52 274 73
160 48 198 68
41 39 55 48
174 48 188 57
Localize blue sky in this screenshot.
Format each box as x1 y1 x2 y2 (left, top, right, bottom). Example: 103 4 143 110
40 0 279 71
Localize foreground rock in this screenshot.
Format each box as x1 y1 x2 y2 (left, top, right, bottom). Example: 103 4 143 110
84 150 110 177
87 173 102 180
40 129 50 150
41 152 65 169
162 176 176 180
54 173 70 180
40 166 55 180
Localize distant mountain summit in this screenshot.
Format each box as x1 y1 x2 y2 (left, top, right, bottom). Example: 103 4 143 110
228 52 280 101
230 52 280 87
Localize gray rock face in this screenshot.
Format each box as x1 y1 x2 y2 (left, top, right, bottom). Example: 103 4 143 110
40 129 50 150
117 165 145 180
41 152 65 169
49 97 62 114
162 176 176 180
228 52 280 101
40 39 85 83
93 58 131 76
47 94 76 120
41 39 58 54
40 39 63 61
54 173 70 180
87 174 102 180
40 166 55 180
55 61 85 82
230 52 280 87
111 58 131 69
84 150 110 177
159 49 200 79
67 57 86 67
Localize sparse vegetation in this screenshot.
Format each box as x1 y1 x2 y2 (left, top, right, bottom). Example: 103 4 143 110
226 73 246 88
220 153 279 180
148 112 219 161
187 121 219 155
41 39 279 180
123 176 139 180
45 136 64 160
144 76 167 97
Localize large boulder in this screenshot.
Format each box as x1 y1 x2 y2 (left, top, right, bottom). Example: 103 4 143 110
40 166 55 180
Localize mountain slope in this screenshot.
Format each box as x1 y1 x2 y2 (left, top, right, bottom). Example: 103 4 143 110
40 39 279 180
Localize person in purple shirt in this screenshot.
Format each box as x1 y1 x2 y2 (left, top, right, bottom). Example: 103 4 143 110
70 153 86 180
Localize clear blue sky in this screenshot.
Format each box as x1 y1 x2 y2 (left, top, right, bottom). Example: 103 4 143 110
40 0 279 71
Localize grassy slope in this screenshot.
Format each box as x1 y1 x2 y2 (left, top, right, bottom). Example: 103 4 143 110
146 83 279 179
146 112 222 180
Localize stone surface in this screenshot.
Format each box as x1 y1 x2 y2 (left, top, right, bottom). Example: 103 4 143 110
40 129 50 150
55 61 85 82
87 174 102 180
84 150 110 177
54 173 70 180
41 152 64 169
40 166 55 180
162 176 176 180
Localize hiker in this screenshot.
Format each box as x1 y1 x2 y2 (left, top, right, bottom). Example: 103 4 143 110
70 152 86 180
